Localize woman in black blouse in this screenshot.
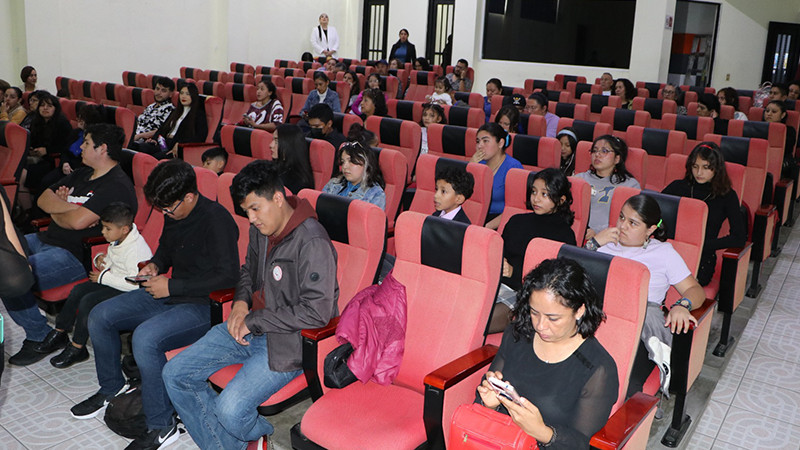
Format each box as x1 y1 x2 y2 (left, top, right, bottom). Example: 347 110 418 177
477 258 618 449
25 93 73 193
142 82 207 159
662 142 746 285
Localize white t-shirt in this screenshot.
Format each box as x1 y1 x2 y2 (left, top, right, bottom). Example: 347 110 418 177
598 240 691 304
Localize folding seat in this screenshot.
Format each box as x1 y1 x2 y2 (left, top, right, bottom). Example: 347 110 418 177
660 113 714 151
194 80 224 98
499 86 525 97
291 211 502 449
678 87 698 105
349 65 375 77
556 117 612 142
430 64 445 77
405 71 437 102
327 80 351 112
637 81 665 99
580 93 622 122
121 71 146 88
738 95 753 112
180 67 208 81
549 101 589 121
517 113 547 137
681 85 715 96
229 62 255 76
273 59 297 69
206 70 228 84
255 65 276 76
746 108 800 148
664 154 751 357
339 58 359 67
282 77 314 121
554 74 587 90
388 68 409 93
575 140 648 186
101 105 136 146
299 61 322 72
307 137 336 191
0 121 28 204
505 134 560 171
255 74 285 88
598 106 651 140
636 87 652 98
631 97 676 128
91 82 125 106
386 99 423 123
523 78 558 94
332 112 363 137
220 82 257 126
228 72 255 85
200 95 223 143
565 81 601 103
124 87 156 116
373 147 408 230
424 124 479 161
278 67 306 79
69 80 94 101
537 89 570 104
453 92 484 109
59 98 95 126
451 238 657 450
377 75 400 100
625 126 687 190
184 125 272 174
365 116 422 184
442 105 483 129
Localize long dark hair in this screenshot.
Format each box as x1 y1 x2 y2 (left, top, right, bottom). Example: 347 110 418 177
159 82 204 138
615 78 636 102
684 142 732 198
258 80 278 101
623 194 667 242
333 140 385 189
590 134 634 183
344 70 361 96
30 93 67 144
511 258 606 341
717 87 740 110
420 103 446 128
526 168 574 225
765 100 788 123
274 124 313 190
495 105 520 133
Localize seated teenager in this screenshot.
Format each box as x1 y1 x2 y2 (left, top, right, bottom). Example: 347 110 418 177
432 165 474 224
575 135 640 240
238 79 284 132
270 124 314 194
716 87 748 121
662 142 746 285
164 160 338 450
470 123 523 229
342 70 361 112
322 140 386 210
762 99 798 177
307 103 347 150
201 146 228 174
301 72 342 115
495 105 521 134
557 128 578 176
132 77 175 145
490 168 577 333
139 82 208 159
477 258 618 449
586 194 705 397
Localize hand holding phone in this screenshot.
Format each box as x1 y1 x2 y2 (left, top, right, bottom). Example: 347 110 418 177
487 376 522 405
125 275 152 285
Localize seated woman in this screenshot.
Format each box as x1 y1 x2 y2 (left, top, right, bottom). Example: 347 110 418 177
477 258 618 449
19 90 44 130
614 78 636 109
141 83 207 159
354 88 387 121
25 93 73 195
587 194 705 397
420 103 446 155
495 105 520 134
238 79 283 132
269 124 314 194
489 168 577 333
413 57 432 72
483 78 503 123
342 70 361 113
662 142 746 286
716 87 748 121
350 74 385 116
0 87 26 124
322 140 386 210
575 135 640 240
763 99 797 178
301 72 342 115
557 127 578 176
471 123 523 229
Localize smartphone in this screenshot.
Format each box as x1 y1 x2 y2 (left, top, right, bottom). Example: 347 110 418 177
125 275 153 285
487 376 522 405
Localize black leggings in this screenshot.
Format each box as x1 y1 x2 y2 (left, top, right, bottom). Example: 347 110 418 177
55 282 123 346
626 341 656 399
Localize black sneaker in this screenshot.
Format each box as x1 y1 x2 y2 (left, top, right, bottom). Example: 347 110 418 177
124 417 179 450
8 339 48 366
34 329 68 354
71 384 129 419
50 344 90 368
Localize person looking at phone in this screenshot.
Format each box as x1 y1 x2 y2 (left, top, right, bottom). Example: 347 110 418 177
476 258 618 449
39 202 152 369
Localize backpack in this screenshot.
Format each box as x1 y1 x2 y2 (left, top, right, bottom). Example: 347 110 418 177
104 382 147 439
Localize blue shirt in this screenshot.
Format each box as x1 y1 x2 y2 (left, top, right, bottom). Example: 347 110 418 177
322 178 386 211
482 155 523 215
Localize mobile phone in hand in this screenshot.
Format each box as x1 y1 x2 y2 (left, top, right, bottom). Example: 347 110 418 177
125 275 152 285
487 376 522 405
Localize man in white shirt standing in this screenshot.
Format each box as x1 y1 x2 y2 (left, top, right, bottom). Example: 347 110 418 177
311 13 339 58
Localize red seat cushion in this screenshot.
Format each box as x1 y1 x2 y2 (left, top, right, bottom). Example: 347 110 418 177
37 279 88 302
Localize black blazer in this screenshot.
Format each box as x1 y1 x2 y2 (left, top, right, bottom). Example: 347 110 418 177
389 41 417 64
432 208 471 225
156 102 208 147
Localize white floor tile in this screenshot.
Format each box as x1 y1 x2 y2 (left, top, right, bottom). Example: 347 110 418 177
3 405 107 450
0 379 72 426
684 432 715 450
715 406 800 449
694 400 729 439
731 378 800 426
744 354 800 394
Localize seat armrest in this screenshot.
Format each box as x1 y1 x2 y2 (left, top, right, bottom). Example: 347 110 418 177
752 205 777 262
301 316 341 402
0 177 17 185
31 217 51 231
590 392 659 450
774 178 793 224
423 345 499 390
210 288 236 304
301 316 340 341
690 297 715 323
718 243 752 314
82 235 107 245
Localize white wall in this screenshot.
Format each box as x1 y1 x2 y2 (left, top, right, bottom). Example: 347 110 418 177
0 0 28 87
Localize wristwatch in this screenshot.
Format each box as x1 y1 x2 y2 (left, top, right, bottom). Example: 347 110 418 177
672 298 692 310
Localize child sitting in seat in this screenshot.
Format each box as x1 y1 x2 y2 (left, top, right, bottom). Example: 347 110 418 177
431 166 474 224
426 77 453 106
419 103 446 155
38 202 152 369
201 147 227 174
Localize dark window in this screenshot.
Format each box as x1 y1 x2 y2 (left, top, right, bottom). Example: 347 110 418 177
482 0 637 68
362 0 390 60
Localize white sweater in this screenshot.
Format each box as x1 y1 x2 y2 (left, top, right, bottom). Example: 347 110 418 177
94 227 153 292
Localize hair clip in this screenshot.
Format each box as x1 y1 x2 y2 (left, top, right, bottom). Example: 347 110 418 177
657 219 663 228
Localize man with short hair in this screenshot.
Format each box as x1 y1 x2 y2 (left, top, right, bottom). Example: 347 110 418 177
661 83 687 115
164 160 338 449
769 84 788 103
71 160 239 450
332 62 347 76
307 103 347 150
374 59 389 76
445 58 473 92
6 124 137 366
132 77 175 144
600 72 614 96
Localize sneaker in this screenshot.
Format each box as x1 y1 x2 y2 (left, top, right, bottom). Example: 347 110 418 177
71 384 129 419
8 340 48 366
50 344 90 369
247 435 275 450
34 329 69 354
124 417 179 450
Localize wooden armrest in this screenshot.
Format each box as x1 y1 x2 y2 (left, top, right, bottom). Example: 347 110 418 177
178 142 212 148
755 204 777 216
137 261 148 270
31 217 51 229
590 392 659 450
0 178 17 185
301 316 340 341
424 345 498 390
210 288 236 303
82 235 107 245
690 297 716 323
722 243 753 260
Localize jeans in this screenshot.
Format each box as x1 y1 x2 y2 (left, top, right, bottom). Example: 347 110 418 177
87 289 210 430
55 282 122 346
1 291 51 342
163 323 301 449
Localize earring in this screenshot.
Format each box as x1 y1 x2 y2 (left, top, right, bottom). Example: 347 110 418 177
642 236 651 250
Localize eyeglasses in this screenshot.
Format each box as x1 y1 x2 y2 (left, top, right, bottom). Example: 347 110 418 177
662 90 676 95
161 199 183 216
589 148 614 156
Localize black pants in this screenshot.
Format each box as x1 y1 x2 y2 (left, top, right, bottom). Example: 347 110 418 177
626 341 655 399
55 282 123 346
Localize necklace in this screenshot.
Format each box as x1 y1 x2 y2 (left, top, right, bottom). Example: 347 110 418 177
690 183 711 202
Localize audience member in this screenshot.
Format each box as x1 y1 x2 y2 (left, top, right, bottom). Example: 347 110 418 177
307 103 346 150
599 72 614 96
310 13 339 58
351 74 386 115
420 103 446 155
25 93 73 194
140 82 207 159
201 147 228 174
300 52 314 63
717 87 748 121
426 76 453 105
413 57 432 72
389 29 417 64
323 140 386 209
0 86 26 124
525 92 559 137
510 93 525 113
484 78 503 122
72 160 239 450
661 83 687 115
470 122 522 229
40 103 105 190
763 99 798 177
388 58 402 70
355 88 387 120
614 78 636 109
788 80 800 100
18 89 44 130
301 72 342 115
239 79 284 132
445 59 473 92
0 186 33 300
270 123 314 194
768 83 787 103
556 127 578 175
20 65 37 92
495 105 520 134
346 122 379 148
132 77 175 144
697 93 725 134
374 59 389 76
432 165 474 224
342 70 361 112
164 159 338 450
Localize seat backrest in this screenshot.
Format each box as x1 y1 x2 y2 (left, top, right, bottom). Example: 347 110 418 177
660 113 714 149
274 59 297 69
255 74 285 88
549 102 589 121
278 67 305 79
443 105 483 129
725 120 785 187
365 116 421 183
327 81 351 112
506 134 561 170
631 97 677 122
575 140 648 187
102 105 136 146
701 134 769 220
299 61 322 72
131 152 163 251
180 67 208 81
524 78 558 93
216 172 250 265
125 87 156 113
556 118 613 142
410 154 492 225
332 112 363 137
567 81 601 101
425 123 479 160
121 71 144 88
222 83 257 125
0 121 28 201
580 93 621 117
386 99 422 123
201 95 224 142
229 62 255 76
637 81 664 99
626 126 687 190
599 106 651 136
373 147 408 229
409 70 437 86
453 92 484 109
195 80 223 98
517 114 547 137
255 65 275 76
522 238 649 413
554 74 587 90
392 211 502 392
307 137 336 191
220 125 272 173
405 84 435 102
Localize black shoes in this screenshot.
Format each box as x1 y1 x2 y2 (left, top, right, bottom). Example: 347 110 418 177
124 416 179 450
8 339 48 366
50 344 90 368
71 384 129 420
34 329 69 354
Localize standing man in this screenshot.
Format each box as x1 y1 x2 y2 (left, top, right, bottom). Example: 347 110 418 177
164 160 338 449
311 13 339 59
445 59 474 93
600 72 614 96
131 77 175 145
71 160 239 450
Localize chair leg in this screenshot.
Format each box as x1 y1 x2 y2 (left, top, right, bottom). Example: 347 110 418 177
770 219 782 258
713 311 734 357
661 329 694 448
746 260 763 298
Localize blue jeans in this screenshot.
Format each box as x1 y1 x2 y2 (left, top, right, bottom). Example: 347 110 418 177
163 323 301 449
87 289 210 430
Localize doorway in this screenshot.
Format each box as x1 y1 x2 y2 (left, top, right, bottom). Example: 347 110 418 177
361 0 390 60
667 0 720 87
761 22 800 85
425 0 455 66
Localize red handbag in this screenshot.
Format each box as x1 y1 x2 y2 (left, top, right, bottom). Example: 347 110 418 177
449 403 539 450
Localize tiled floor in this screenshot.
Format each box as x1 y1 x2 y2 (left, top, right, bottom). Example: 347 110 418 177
2 222 799 449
